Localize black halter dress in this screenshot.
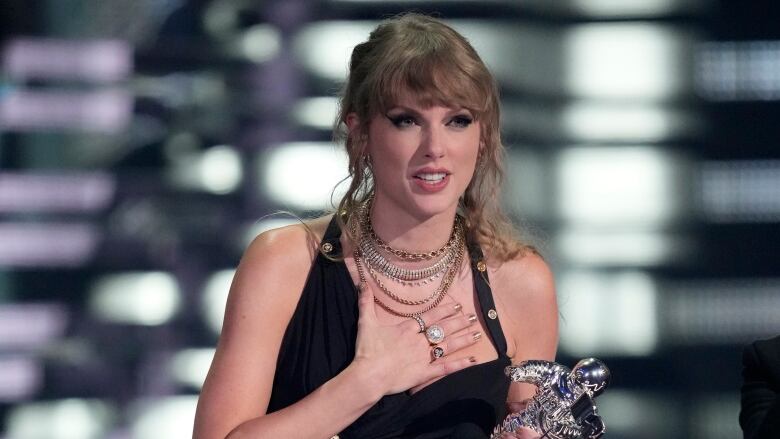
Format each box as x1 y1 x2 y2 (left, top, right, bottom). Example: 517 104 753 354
268 218 511 438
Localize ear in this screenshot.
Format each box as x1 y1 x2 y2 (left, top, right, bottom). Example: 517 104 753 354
345 113 360 134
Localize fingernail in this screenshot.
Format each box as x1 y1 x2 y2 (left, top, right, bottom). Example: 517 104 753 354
453 303 462 312
469 356 477 363
468 314 477 323
472 331 482 341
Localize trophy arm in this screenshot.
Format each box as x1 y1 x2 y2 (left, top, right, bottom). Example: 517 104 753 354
505 359 570 388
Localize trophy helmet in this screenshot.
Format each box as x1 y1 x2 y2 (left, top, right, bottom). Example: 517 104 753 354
572 358 610 397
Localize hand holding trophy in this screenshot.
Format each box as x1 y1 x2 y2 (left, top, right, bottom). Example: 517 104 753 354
491 358 611 439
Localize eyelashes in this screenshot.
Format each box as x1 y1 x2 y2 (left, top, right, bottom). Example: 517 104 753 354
385 113 474 129
450 115 473 128
386 114 416 128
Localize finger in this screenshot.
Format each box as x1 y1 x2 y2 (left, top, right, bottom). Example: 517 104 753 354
423 356 477 381
417 302 462 327
356 284 377 324
402 315 427 334
436 330 482 357
432 313 478 338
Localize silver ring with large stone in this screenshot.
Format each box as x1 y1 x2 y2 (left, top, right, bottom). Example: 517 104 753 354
411 315 426 333
425 324 445 345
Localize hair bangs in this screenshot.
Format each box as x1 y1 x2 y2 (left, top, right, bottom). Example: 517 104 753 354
371 49 491 119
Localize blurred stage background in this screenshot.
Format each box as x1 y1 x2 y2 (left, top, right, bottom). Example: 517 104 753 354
1 0 779 438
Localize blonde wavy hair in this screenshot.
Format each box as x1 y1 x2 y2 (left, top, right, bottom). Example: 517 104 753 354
333 13 530 263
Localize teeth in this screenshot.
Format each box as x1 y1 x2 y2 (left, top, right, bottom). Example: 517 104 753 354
417 172 446 182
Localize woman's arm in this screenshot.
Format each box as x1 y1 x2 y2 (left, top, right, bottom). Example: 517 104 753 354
194 224 477 439
193 225 325 438
489 252 558 439
492 252 559 407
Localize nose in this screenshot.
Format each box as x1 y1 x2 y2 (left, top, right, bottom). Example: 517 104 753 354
421 125 445 159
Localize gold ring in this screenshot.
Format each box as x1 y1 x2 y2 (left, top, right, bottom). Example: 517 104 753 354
411 315 426 333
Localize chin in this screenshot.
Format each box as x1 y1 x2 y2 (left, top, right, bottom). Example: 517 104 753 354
406 192 460 219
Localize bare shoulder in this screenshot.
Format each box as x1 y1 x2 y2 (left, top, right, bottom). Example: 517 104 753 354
233 217 336 301
244 215 331 265
490 249 558 361
492 249 556 304
222 215 333 327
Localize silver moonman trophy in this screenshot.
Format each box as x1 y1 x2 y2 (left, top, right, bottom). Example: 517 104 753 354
490 358 610 439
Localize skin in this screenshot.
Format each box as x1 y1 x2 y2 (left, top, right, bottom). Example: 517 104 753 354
193 98 558 439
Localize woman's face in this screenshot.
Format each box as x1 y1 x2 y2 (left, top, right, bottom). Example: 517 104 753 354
356 95 481 220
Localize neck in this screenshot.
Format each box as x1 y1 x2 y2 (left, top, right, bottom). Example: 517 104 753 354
368 195 458 254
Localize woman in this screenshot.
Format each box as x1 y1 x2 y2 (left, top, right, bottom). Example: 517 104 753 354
194 13 558 439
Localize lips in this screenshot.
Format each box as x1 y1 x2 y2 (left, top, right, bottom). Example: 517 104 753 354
413 167 451 183
412 167 451 192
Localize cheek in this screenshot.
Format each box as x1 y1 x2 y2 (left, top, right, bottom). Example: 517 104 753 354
458 136 481 169
367 142 409 184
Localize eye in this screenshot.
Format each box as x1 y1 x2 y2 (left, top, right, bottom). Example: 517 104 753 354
386 114 417 128
449 115 473 129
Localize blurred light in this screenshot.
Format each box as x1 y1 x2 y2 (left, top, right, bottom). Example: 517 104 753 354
700 160 780 222
0 223 99 267
547 0 698 17
664 279 780 344
335 0 511 1
0 357 43 402
556 147 683 227
696 40 780 101
203 0 245 38
262 142 350 210
130 395 197 439
292 21 373 80
3 38 132 82
292 21 693 101
564 23 692 100
502 101 702 143
200 146 243 194
562 102 699 142
168 145 243 194
0 303 68 350
503 149 548 220
0 88 132 133
6 398 114 439
135 73 227 109
557 228 684 266
164 131 202 156
0 172 115 213
202 269 235 334
689 395 742 439
598 390 683 439
290 19 554 96
292 97 339 129
559 270 658 356
89 272 181 325
292 20 547 91
237 25 281 63
169 348 215 389
571 0 693 16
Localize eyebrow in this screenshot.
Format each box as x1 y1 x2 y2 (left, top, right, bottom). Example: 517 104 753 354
386 106 471 117
386 106 423 117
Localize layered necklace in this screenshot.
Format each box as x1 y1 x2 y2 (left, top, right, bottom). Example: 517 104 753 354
352 200 465 318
